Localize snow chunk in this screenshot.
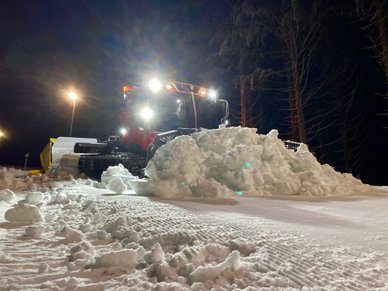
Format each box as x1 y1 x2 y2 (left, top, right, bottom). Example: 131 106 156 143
69 241 95 262
189 250 241 283
51 192 69 204
57 226 85 242
21 191 44 205
5 204 44 223
144 243 165 264
91 247 144 270
107 176 128 194
0 189 16 202
25 224 45 238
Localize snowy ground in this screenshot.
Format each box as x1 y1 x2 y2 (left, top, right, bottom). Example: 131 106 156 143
1 175 388 290
1 128 387 290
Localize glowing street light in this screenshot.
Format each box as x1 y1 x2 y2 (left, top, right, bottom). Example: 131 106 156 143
67 91 78 137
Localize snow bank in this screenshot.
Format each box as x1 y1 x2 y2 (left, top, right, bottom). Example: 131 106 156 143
146 127 369 198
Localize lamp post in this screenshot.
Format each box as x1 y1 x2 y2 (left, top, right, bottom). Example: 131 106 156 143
68 91 78 137
24 153 29 170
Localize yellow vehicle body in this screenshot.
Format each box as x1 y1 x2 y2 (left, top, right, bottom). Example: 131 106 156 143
40 138 56 172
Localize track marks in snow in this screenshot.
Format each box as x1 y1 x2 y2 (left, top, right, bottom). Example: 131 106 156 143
0 189 388 290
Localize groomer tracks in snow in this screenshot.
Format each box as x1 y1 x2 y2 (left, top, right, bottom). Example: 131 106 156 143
1 182 387 290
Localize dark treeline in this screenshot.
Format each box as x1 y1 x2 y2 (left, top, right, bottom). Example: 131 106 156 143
213 0 387 184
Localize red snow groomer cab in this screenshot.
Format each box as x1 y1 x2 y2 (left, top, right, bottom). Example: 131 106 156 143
75 79 230 179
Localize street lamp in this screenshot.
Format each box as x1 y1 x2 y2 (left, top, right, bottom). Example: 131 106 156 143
67 91 78 137
0 128 6 141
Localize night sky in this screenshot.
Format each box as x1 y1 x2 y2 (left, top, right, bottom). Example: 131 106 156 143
0 0 233 164
0 0 387 184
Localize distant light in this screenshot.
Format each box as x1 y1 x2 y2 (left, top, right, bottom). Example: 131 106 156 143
120 128 128 135
245 161 251 168
176 99 181 104
208 89 217 101
236 191 244 196
148 78 162 93
140 106 154 121
68 91 78 101
0 130 5 138
225 120 229 125
166 83 173 90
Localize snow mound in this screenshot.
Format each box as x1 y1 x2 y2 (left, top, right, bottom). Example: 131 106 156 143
100 164 137 194
0 167 73 192
146 127 369 198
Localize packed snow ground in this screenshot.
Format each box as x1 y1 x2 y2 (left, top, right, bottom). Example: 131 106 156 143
0 127 387 290
1 169 388 290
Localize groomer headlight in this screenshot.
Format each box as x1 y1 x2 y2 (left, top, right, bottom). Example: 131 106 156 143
140 106 154 121
208 89 217 101
120 127 128 136
148 78 162 93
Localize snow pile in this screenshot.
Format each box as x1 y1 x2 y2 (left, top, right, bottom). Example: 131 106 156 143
0 167 73 192
146 127 370 198
0 167 34 192
99 164 137 194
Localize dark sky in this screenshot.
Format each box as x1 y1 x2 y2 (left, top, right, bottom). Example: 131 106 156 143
0 0 234 167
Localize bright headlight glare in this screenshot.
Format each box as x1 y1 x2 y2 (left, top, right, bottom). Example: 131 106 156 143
120 128 128 135
140 107 154 121
148 78 162 93
208 89 217 100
